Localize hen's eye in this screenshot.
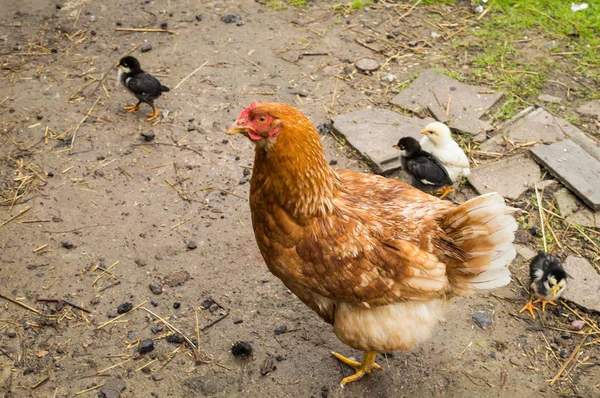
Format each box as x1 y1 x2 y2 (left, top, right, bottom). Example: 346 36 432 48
256 115 267 124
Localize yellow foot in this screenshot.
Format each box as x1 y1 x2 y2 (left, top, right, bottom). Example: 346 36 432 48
146 109 160 121
123 104 139 112
331 351 382 387
519 299 539 318
534 299 557 312
437 186 453 200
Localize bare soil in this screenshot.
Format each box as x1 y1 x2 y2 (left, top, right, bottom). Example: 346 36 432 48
1 1 598 397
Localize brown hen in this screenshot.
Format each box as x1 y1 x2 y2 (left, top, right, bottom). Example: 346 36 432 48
227 102 517 387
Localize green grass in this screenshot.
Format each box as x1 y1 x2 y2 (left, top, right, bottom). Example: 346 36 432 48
266 1 287 10
448 0 600 121
349 0 372 9
286 0 310 7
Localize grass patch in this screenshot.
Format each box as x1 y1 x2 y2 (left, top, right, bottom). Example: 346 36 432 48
286 0 310 7
349 0 372 9
266 1 288 10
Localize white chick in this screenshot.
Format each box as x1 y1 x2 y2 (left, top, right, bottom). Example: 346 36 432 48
419 122 470 182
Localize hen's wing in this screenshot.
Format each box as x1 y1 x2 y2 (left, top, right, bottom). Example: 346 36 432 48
253 170 463 309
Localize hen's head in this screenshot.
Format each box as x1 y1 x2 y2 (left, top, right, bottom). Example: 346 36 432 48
421 122 451 144
227 101 317 149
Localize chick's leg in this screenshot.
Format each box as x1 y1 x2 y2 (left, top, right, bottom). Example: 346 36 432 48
331 351 382 387
519 299 539 318
123 101 141 112
437 186 453 200
146 103 160 121
534 299 557 312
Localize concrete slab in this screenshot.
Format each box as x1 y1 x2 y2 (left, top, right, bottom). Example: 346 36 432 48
537 94 562 104
480 107 600 161
514 244 537 261
331 108 436 175
467 154 541 200
576 99 600 119
390 69 504 135
553 188 600 228
530 140 600 211
562 256 600 313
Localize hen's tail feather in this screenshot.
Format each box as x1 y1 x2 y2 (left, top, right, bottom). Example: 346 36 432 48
444 192 517 295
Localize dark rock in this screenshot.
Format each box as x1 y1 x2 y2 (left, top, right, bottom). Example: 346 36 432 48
408 41 418 47
23 367 34 375
201 298 214 308
116 21 122 26
208 303 219 313
243 168 251 176
221 14 239 24
173 302 180 309
134 258 146 267
149 281 163 295
6 329 16 338
100 378 126 398
274 325 287 335
329 159 338 165
151 325 160 334
276 355 285 361
141 130 155 141
140 44 153 53
151 300 159 307
559 348 568 358
239 176 249 185
530 226 539 236
139 339 154 354
152 374 163 381
160 22 168 29
61 241 75 249
195 15 203 22
233 318 243 324
117 302 133 314
231 341 253 358
47 171 54 177
187 241 197 250
166 334 184 344
472 307 494 329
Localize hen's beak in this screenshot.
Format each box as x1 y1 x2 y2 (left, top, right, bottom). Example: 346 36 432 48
551 285 560 298
226 120 247 135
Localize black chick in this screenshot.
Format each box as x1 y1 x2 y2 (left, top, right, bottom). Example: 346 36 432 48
519 251 567 318
394 137 452 196
117 56 170 121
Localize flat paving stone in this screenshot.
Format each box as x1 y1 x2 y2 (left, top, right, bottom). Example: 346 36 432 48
390 69 503 135
576 99 600 119
530 140 600 211
562 256 600 313
514 244 537 261
553 188 600 228
331 108 435 174
467 153 540 200
481 107 600 161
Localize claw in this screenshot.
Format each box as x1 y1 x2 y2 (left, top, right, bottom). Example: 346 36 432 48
519 299 539 318
331 351 382 387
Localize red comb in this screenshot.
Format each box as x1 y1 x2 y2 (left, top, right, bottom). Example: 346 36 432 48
239 100 258 120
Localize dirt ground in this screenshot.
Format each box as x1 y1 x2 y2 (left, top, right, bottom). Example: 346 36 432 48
1 1 598 397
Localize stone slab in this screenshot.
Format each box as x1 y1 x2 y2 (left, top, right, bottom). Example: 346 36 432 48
331 109 435 174
514 244 537 261
553 188 600 228
576 99 600 119
390 69 504 135
467 153 541 200
480 107 600 161
530 140 600 211
537 94 562 104
562 256 600 313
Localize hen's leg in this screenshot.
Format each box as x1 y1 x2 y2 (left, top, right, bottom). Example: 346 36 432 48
331 351 382 387
123 101 141 112
519 299 539 318
146 103 160 121
534 299 557 312
437 186 453 199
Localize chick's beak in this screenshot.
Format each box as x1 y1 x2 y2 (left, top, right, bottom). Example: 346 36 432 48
551 285 560 298
392 144 399 149
226 120 247 135
420 129 429 135
116 64 124 69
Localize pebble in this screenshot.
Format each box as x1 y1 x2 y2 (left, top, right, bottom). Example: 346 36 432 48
472 309 494 329
201 298 214 308
187 124 196 132
559 348 568 358
141 131 156 142
354 57 380 73
139 339 155 354
231 341 253 358
187 241 197 250
195 15 203 21
274 325 288 335
329 159 338 166
570 320 585 331
233 318 243 324
149 281 164 295
239 176 249 185
6 329 16 338
160 22 168 29
100 378 126 398
117 302 133 314
140 44 153 53
166 334 184 344
243 168 251 177
152 374 163 381
173 302 180 309
221 14 239 24
164 270 191 287
61 241 75 249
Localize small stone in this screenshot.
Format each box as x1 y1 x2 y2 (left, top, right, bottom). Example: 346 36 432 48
233 318 243 324
187 241 197 250
140 44 153 53
570 320 585 331
239 176 249 185
117 302 133 314
208 303 219 313
160 22 168 29
151 325 160 334
274 325 288 335
538 94 562 104
354 57 380 73
221 14 239 24
559 348 568 358
243 168 251 177
23 367 34 375
530 226 539 236
407 41 418 47
200 298 214 308
107 312 116 319
187 124 196 132
6 329 16 338
61 241 75 249
329 159 338 166
166 334 184 344
474 5 484 13
100 379 126 398
151 300 158 307
164 270 191 287
141 131 155 142
382 73 396 83
195 15 203 22
152 374 163 381
231 341 253 358
139 339 155 354
173 302 180 309
472 306 494 329
149 281 163 295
